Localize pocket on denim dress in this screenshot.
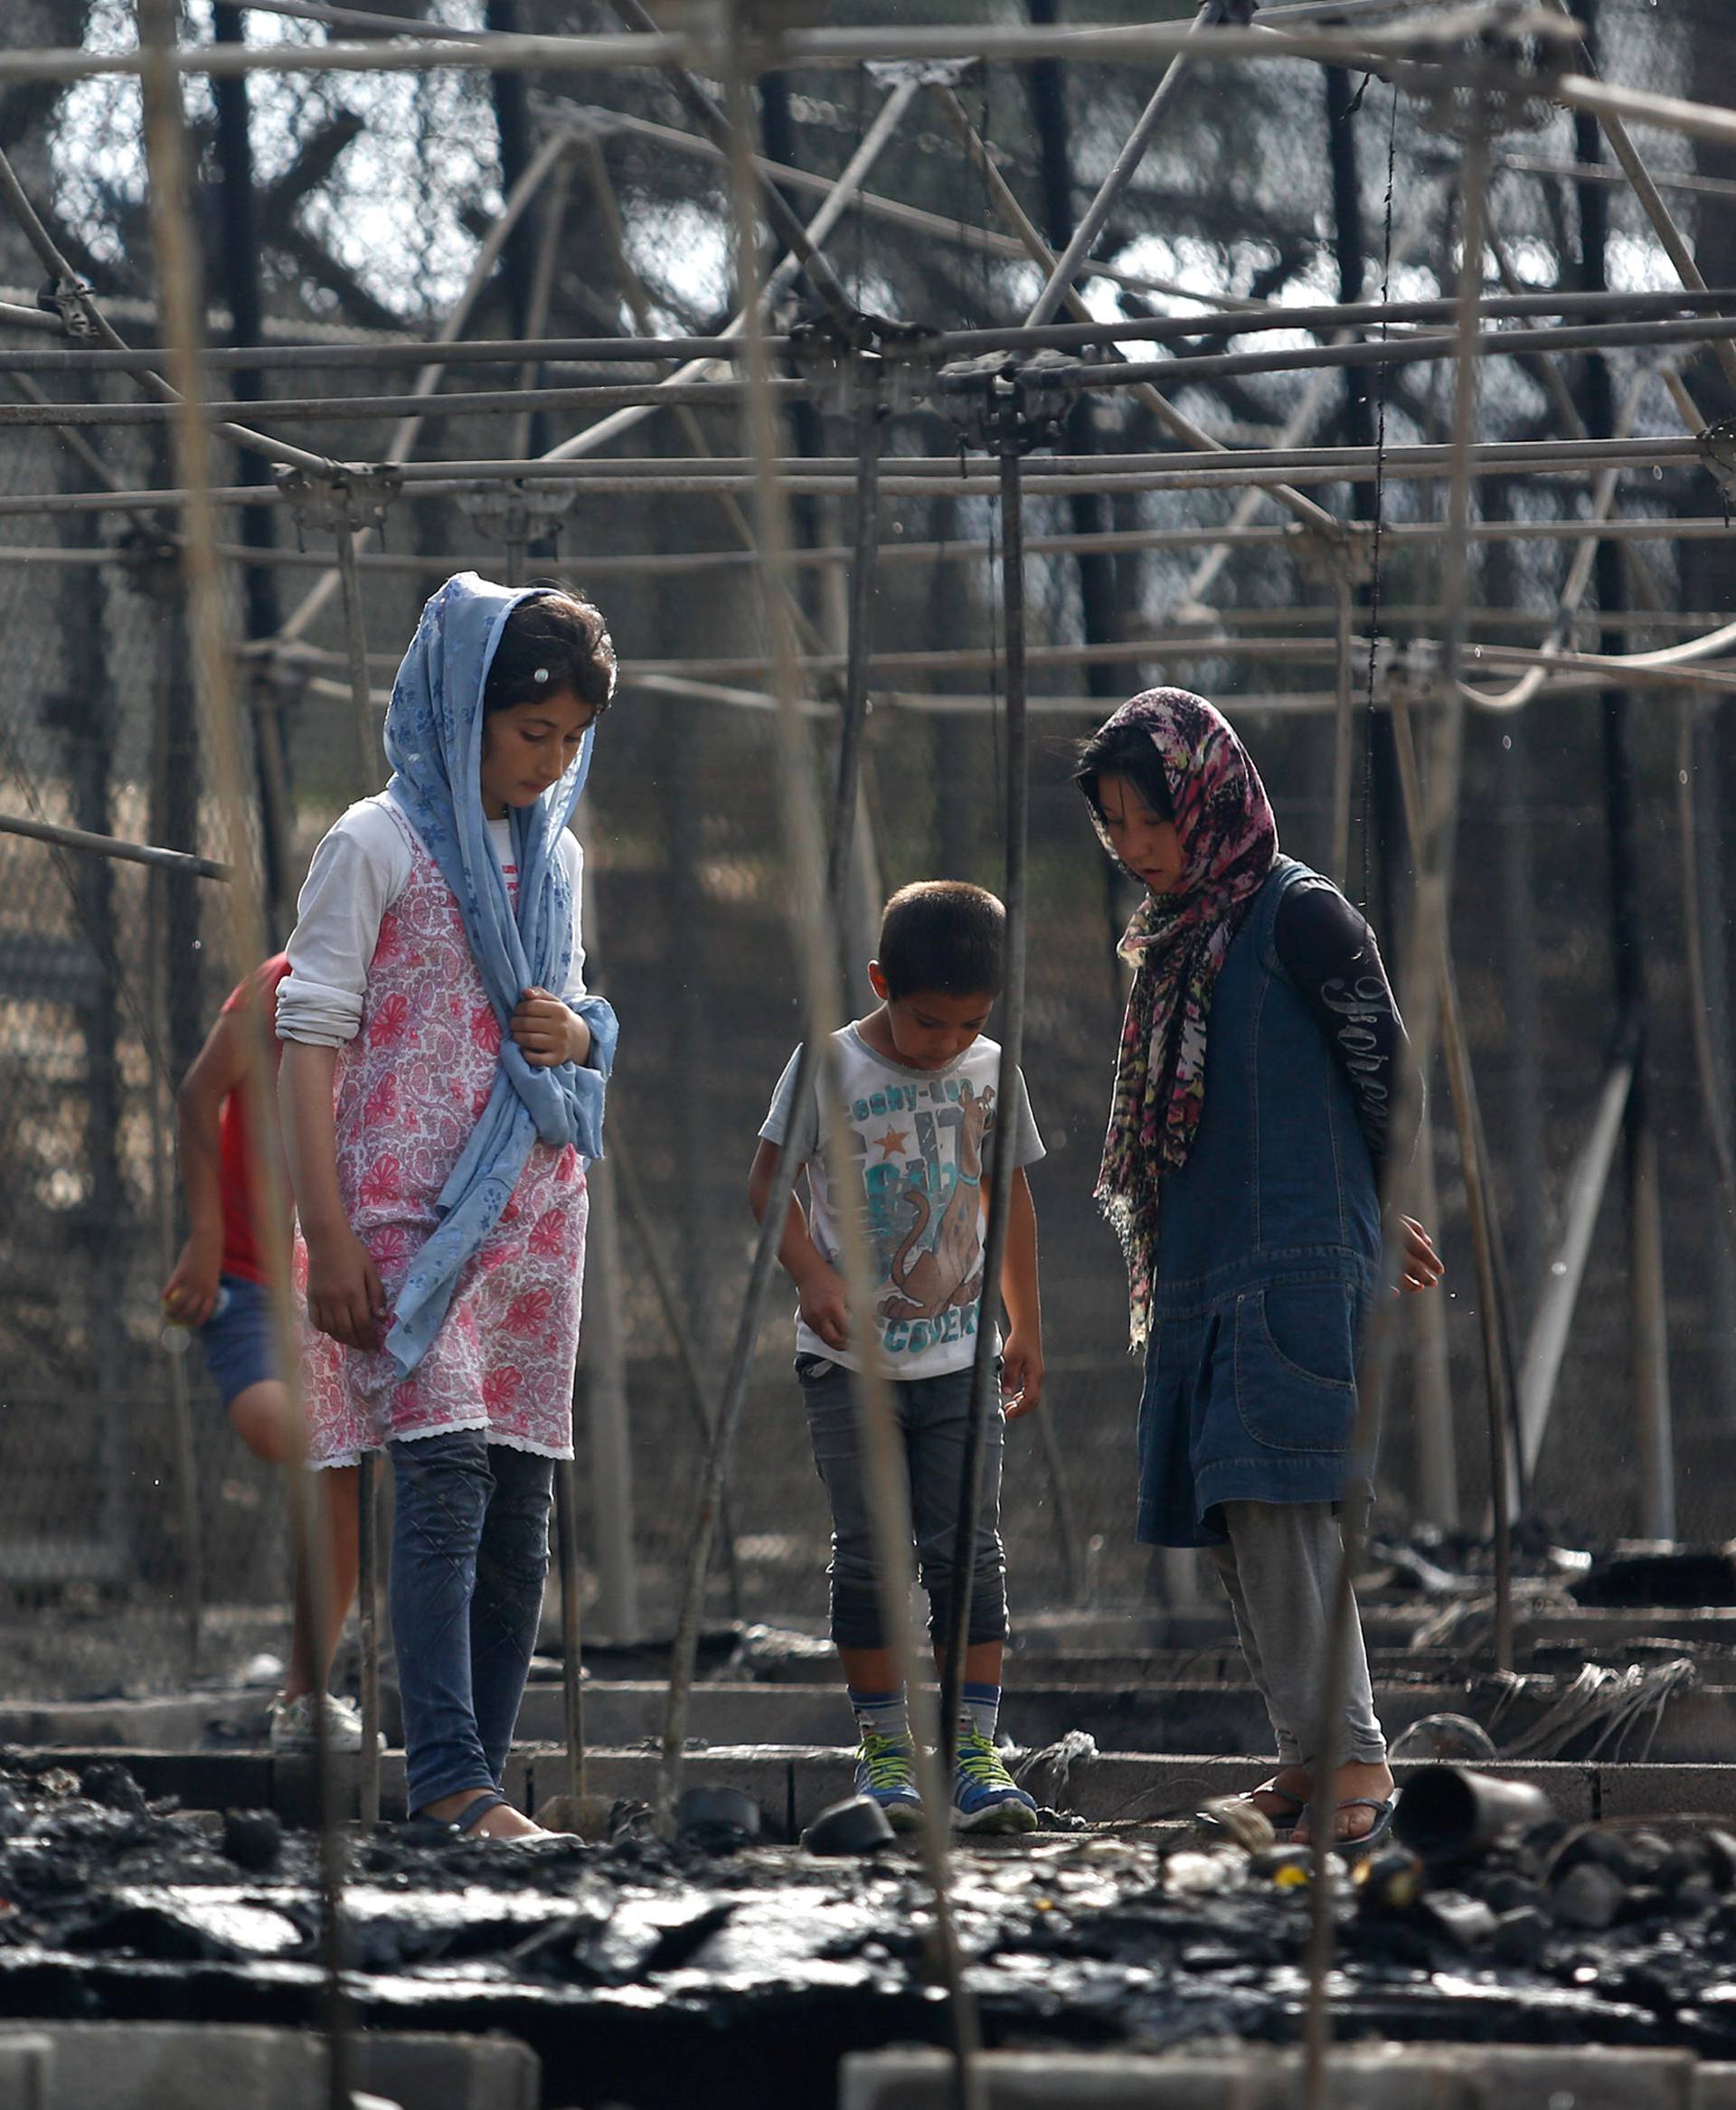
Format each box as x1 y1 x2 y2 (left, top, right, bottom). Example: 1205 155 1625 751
1231 1282 1359 1452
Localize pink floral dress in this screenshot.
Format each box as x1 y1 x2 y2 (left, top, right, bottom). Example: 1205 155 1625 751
297 807 586 1465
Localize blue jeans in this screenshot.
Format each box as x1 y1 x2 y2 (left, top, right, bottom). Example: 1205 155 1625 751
797 1355 1008 1651
390 1429 553 1814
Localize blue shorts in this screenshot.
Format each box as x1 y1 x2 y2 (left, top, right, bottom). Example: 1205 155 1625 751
197 1275 279 1408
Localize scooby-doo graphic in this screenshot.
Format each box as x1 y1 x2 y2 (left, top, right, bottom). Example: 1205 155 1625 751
876 1081 995 1324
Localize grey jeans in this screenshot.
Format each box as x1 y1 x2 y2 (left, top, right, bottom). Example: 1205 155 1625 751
797 1355 1009 1652
1208 1499 1387 1773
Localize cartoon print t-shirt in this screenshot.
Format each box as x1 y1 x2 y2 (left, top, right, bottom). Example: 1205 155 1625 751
760 1023 1044 1380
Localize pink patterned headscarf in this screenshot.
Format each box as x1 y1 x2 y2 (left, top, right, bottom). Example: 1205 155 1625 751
1090 690 1278 1345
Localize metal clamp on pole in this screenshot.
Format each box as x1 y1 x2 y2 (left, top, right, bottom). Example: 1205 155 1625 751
932 349 1083 457
787 316 944 416
453 481 576 584
113 525 185 600
1695 415 1736 502
275 463 404 542
1401 5 1571 138
36 270 100 340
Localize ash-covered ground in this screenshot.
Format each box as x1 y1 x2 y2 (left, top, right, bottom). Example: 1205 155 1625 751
1 1757 1736 2106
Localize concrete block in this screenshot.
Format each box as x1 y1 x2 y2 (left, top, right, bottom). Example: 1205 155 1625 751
0 2024 538 2110
353 2030 541 2110
1694 2063 1736 2107
1467 2048 1695 2110
0 2033 52 2110
1594 1766 1736 1821
839 2049 1475 2108
273 1752 410 1826
0 1697 235 1752
0 2022 325 2110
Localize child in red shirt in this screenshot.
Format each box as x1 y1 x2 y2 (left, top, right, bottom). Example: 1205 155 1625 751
161 956 365 1750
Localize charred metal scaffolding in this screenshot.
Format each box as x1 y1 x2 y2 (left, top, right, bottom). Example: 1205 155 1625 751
5 0 1736 2101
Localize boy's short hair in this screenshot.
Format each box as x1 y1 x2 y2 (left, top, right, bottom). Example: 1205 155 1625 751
485 587 618 716
876 881 1005 999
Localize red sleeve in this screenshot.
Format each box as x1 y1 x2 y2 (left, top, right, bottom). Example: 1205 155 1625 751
220 954 291 1019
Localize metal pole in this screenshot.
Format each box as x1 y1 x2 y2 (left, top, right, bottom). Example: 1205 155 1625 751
1675 700 1736 1229
1023 0 1212 327
146 683 206 1669
1329 570 1355 885
712 42 983 2103
555 1456 587 1798
332 505 377 801
609 1132 744 1619
1517 1048 1637 1477
1575 10 1675 1537
7 285 1733 379
355 1455 380 1825
0 810 227 878
134 10 350 2109
827 363 882 899
655 353 885 1816
939 424 1029 1754
1390 708 1514 1666
576 829 640 1641
1300 107 1489 2110
330 499 385 1820
0 15 1595 86
580 1153 640 1637
1408 1107 1459 1528
212 0 292 940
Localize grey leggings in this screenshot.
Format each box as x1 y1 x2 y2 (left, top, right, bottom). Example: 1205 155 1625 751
797 1355 1009 1652
1208 1499 1387 1773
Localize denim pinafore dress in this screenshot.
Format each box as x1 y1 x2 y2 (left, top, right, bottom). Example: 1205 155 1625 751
1136 856 1381 1547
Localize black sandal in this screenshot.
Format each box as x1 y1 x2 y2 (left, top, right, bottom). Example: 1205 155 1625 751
454 1791 511 1837
1326 1794 1396 1856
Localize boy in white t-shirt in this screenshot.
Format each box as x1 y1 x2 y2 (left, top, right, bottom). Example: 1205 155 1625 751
750 881 1045 1834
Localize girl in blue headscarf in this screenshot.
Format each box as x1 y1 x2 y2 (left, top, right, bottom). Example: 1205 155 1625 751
278 574 619 1841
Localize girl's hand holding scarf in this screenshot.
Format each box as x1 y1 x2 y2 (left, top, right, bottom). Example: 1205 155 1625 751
512 984 590 1069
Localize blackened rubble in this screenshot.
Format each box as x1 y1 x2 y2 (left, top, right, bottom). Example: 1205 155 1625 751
1 1759 1736 2105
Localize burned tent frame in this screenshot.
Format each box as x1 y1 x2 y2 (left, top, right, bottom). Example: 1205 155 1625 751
5 0 1736 2103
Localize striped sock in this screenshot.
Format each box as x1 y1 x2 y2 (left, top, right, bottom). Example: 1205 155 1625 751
849 1685 910 1745
961 1681 1002 1741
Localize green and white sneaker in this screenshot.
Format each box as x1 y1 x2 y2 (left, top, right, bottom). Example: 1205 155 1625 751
854 1731 924 1832
952 1727 1039 1835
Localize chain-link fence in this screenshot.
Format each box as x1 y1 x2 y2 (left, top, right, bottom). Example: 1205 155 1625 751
3 0 1736 1698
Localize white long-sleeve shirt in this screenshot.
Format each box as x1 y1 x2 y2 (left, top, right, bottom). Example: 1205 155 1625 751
277 790 588 1048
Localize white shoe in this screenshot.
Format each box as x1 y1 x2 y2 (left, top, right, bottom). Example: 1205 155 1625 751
269 1691 382 1754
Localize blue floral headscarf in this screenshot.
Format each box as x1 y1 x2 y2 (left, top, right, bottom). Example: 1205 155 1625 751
379 571 618 1379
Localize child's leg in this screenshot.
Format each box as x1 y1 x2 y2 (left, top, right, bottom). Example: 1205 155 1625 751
228 1380 359 1700
910 1371 1034 1831
467 1445 555 1785
1205 1533 1306 1783
797 1358 912 1741
1219 1498 1391 1839
389 1429 498 1816
910 1367 1010 1720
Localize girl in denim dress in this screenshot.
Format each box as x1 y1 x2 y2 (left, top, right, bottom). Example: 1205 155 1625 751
1077 689 1442 1851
